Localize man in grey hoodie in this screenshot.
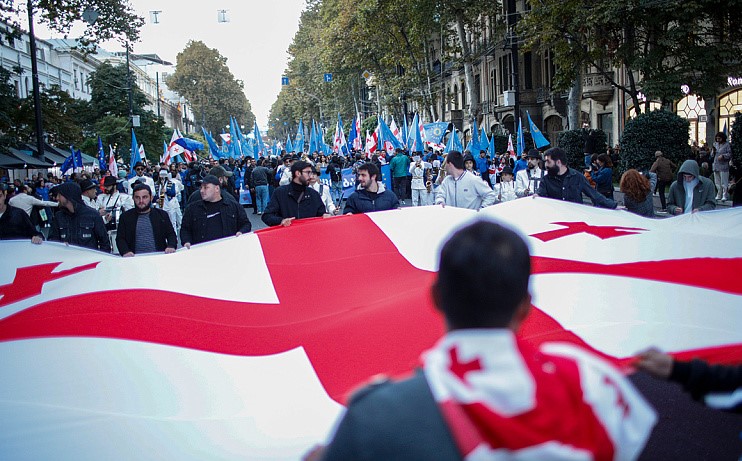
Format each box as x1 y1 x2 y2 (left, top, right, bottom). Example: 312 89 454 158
666 160 716 215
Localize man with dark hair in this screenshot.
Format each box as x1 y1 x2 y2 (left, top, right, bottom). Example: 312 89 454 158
181 175 251 248
48 182 111 252
126 162 155 195
536 147 617 208
0 183 43 244
319 221 656 460
389 149 410 203
262 160 327 227
116 184 177 256
435 150 496 209
343 162 399 214
187 165 237 204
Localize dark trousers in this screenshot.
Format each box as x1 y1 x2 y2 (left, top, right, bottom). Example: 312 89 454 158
393 176 407 200
657 180 669 209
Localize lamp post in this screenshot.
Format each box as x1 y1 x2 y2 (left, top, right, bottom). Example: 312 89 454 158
26 0 45 162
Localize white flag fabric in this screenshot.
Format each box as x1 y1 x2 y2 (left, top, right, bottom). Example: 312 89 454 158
0 200 740 460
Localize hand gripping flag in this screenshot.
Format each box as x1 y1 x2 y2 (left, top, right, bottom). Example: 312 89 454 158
1 202 741 459
0 202 740 459
527 111 551 148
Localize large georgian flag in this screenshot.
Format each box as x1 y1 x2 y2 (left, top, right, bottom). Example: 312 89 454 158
0 200 740 460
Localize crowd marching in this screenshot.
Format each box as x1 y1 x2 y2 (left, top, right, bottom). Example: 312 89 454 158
1 128 740 460
1 127 740 253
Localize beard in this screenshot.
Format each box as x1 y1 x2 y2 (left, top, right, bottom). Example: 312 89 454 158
547 165 560 176
527 163 535 170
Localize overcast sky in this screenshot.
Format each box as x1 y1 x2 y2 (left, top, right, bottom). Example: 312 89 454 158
36 0 306 129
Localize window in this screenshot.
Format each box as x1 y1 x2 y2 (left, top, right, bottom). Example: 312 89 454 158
24 77 29 97
523 52 532 90
461 81 467 108
598 113 613 146
499 54 512 92
74 70 79 90
676 95 707 145
453 85 459 110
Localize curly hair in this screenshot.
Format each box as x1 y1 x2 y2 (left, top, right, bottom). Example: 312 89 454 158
620 169 651 203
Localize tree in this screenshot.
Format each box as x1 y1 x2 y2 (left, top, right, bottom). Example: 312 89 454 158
166 40 255 136
14 85 85 147
85 62 167 164
1 0 143 48
520 0 742 136
619 110 690 176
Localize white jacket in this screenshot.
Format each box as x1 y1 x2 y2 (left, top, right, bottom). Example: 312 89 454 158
96 191 134 214
493 180 518 203
434 171 496 210
515 167 543 197
311 182 336 214
126 174 155 195
409 161 431 190
8 192 58 216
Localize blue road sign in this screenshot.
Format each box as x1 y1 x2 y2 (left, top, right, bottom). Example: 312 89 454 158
324 73 333 82
281 76 289 85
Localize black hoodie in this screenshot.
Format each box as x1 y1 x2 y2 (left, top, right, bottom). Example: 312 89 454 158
49 182 111 252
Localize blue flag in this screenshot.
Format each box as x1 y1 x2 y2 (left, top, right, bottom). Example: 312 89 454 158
61 147 82 175
469 119 481 153
253 121 265 156
480 129 491 155
347 114 359 151
488 133 496 156
526 111 550 148
97 137 107 170
202 128 223 159
400 115 409 149
516 118 525 157
423 122 448 146
377 117 404 153
445 129 463 153
129 129 141 178
407 113 424 153
285 134 293 153
294 119 305 153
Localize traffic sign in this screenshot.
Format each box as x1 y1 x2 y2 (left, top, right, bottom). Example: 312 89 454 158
361 70 372 79
324 73 333 82
281 76 289 86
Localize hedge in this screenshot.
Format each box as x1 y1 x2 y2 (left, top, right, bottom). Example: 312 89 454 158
618 110 690 176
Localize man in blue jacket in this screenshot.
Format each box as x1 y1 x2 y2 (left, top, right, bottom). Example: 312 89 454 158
535 147 616 208
343 162 399 215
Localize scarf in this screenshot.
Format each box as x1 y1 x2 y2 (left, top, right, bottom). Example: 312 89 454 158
422 329 656 460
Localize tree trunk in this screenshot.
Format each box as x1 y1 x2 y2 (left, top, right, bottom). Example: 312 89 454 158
704 95 717 147
422 39 438 121
568 73 582 130
455 11 480 125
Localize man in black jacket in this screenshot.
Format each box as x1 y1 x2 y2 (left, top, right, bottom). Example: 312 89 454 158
116 184 177 256
343 162 399 215
181 175 251 248
535 147 616 208
262 160 327 227
0 183 43 244
48 182 111 252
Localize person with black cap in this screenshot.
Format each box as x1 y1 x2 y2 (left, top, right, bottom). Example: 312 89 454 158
262 160 327 227
96 175 134 232
515 149 543 198
492 166 518 203
126 162 155 195
186 165 237 205
0 183 43 244
181 174 251 248
48 182 111 252
79 178 99 209
116 183 177 256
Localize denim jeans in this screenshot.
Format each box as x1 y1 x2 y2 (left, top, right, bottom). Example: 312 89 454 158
255 185 270 213
331 180 343 203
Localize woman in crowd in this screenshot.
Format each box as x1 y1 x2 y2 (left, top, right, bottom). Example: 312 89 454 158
619 169 656 217
591 153 614 199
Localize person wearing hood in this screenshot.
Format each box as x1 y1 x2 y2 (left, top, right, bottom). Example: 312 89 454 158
48 182 111 252
262 161 327 227
666 160 716 215
344 162 400 214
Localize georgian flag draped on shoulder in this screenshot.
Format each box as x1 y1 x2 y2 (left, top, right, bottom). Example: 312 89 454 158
1 201 739 460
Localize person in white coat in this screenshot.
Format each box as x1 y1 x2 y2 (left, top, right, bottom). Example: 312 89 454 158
409 155 432 206
493 166 518 203
515 150 543 197
309 166 338 215
434 151 496 210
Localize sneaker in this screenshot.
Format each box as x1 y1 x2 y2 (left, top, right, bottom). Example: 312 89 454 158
722 196 729 201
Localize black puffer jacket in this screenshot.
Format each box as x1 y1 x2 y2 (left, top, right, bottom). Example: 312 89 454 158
48 182 111 252
262 183 326 226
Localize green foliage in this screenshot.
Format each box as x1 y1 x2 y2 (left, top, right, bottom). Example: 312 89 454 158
618 110 690 176
167 40 255 136
731 112 742 171
492 134 508 155
557 129 608 170
1 0 143 47
361 115 377 136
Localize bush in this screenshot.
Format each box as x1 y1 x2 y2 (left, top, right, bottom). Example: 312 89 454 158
731 112 742 171
618 110 690 176
557 129 607 169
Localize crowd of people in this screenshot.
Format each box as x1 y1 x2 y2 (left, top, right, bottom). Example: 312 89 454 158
1 131 739 254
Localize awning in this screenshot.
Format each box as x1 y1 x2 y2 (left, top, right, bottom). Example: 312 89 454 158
7 148 54 168
0 153 25 168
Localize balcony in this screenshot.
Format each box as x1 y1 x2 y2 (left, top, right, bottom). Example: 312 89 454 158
583 72 614 106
